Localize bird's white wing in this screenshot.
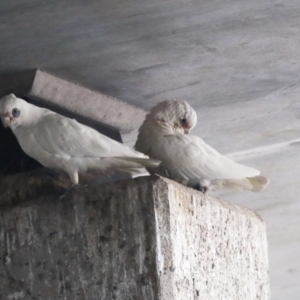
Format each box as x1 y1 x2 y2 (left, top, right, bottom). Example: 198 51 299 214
151 133 260 181
32 113 148 159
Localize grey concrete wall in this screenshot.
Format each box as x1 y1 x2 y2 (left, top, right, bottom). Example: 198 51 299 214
155 179 270 299
0 174 269 300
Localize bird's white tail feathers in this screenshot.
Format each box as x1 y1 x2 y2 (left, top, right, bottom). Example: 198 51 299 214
89 156 160 174
247 176 270 192
212 176 270 192
113 157 160 168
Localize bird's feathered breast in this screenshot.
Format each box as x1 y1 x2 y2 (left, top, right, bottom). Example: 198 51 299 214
134 118 166 158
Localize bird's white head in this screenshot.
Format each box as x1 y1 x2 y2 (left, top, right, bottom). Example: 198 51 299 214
149 99 197 134
0 94 32 130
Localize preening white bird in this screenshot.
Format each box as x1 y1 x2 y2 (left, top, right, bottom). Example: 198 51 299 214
135 99 269 193
0 94 160 185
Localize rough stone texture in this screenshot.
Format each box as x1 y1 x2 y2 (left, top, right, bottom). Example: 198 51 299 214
0 172 69 207
154 179 270 300
0 174 269 299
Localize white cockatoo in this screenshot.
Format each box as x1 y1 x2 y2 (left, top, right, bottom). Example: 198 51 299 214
135 99 269 193
0 94 160 185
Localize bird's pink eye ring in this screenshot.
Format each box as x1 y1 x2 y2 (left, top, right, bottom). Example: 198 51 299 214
12 108 20 118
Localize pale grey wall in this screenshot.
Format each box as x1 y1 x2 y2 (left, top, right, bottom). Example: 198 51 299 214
1 0 300 110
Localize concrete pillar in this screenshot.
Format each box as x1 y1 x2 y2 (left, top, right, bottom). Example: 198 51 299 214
0 175 269 300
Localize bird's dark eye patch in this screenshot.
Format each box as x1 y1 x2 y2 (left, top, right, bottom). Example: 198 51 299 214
12 108 20 118
180 118 187 124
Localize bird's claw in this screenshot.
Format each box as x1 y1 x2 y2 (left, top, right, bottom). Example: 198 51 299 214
59 184 83 200
193 183 208 194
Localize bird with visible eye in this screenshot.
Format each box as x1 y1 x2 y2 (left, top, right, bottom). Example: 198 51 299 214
180 118 187 125
0 100 23 129
135 99 197 178
12 108 20 118
0 93 161 189
135 99 270 193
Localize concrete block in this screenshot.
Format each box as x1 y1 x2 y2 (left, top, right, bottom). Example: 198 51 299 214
0 175 269 300
29 69 146 134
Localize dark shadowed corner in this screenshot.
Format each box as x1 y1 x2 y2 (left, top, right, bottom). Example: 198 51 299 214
0 70 36 98
0 70 43 176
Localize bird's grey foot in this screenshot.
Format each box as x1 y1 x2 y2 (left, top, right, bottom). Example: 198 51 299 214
29 167 60 179
59 184 80 200
193 183 208 194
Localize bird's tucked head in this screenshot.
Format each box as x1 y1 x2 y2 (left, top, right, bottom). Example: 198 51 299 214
0 94 32 130
148 99 197 134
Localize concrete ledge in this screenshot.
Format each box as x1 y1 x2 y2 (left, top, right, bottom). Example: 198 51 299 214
0 175 269 299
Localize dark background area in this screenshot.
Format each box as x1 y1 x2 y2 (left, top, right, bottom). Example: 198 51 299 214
0 122 42 176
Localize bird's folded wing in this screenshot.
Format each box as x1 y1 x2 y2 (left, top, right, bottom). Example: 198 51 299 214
32 113 148 159
153 134 260 180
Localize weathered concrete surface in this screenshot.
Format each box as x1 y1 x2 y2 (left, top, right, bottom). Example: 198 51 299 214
0 171 68 207
155 178 270 300
0 175 269 299
0 175 159 300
